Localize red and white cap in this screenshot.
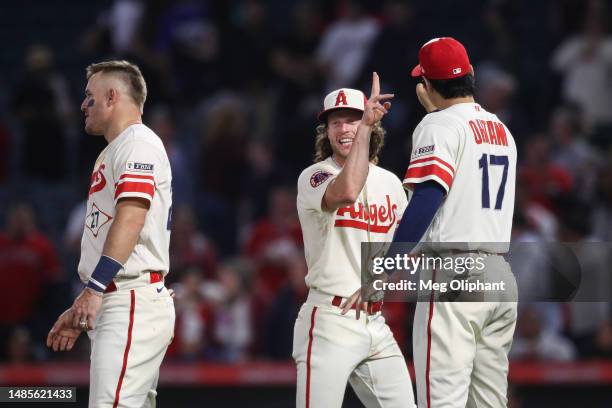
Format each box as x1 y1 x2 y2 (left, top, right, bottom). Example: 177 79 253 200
318 88 367 122
411 37 471 80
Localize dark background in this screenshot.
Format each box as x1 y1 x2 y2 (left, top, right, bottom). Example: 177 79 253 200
1 0 612 406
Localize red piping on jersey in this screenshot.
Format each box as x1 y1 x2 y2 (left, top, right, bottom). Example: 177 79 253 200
404 164 453 190
113 290 135 408
306 306 318 408
409 156 455 174
426 269 436 408
334 219 394 233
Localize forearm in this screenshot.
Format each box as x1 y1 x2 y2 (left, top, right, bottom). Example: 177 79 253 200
102 206 146 263
393 182 444 244
86 199 148 292
326 124 372 205
386 181 445 263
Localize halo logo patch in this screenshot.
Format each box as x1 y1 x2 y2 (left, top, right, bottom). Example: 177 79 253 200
310 171 332 188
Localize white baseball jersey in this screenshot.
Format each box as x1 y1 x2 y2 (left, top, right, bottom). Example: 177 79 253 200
78 123 172 283
403 102 516 252
404 103 518 408
297 157 407 297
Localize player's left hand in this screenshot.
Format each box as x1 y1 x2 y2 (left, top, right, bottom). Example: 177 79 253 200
71 288 103 331
47 309 82 352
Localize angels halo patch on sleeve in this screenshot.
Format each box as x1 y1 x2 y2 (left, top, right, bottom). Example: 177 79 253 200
310 171 332 188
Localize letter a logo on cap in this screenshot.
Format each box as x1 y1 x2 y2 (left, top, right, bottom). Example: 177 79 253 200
318 88 366 121
335 90 348 107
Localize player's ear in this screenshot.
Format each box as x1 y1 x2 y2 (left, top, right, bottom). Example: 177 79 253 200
469 65 475 76
107 88 117 107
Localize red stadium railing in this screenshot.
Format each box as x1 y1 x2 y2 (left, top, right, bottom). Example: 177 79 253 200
1 361 612 386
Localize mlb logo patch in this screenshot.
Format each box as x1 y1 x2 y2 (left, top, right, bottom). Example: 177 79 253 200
452 67 462 75
126 162 154 173
310 171 332 188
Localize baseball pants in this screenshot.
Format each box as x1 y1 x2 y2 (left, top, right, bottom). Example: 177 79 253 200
293 289 416 408
87 275 175 408
413 254 518 408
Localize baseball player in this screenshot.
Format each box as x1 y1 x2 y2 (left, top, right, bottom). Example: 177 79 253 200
377 37 517 408
46 60 175 408
294 73 416 408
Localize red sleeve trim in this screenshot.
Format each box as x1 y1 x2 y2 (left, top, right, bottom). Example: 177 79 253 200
114 181 155 200
403 164 453 190
408 156 454 175
119 173 154 181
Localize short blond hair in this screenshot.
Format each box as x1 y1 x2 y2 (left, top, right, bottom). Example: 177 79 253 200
86 60 147 111
313 122 386 165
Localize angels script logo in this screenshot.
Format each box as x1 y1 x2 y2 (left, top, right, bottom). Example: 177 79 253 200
335 195 398 233
89 164 107 196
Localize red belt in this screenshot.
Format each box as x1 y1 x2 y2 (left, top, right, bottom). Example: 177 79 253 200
104 271 164 293
331 295 382 315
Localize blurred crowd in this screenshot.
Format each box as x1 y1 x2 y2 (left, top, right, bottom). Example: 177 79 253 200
1 0 612 365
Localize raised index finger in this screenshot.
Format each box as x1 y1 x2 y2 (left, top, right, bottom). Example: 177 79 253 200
370 72 380 98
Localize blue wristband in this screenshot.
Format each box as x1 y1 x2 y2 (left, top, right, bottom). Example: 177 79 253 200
87 255 123 292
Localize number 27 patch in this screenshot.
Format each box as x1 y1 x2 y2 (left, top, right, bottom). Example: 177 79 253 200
85 203 113 237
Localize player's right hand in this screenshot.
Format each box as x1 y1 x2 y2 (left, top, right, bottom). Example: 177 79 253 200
47 309 81 352
361 72 394 127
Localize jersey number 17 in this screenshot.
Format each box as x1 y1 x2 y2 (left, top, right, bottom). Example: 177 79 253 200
478 154 509 210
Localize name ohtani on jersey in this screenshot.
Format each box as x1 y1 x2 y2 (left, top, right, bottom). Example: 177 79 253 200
402 103 516 247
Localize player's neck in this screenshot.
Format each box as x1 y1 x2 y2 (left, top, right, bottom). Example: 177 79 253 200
104 116 143 144
331 154 345 168
433 95 475 110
